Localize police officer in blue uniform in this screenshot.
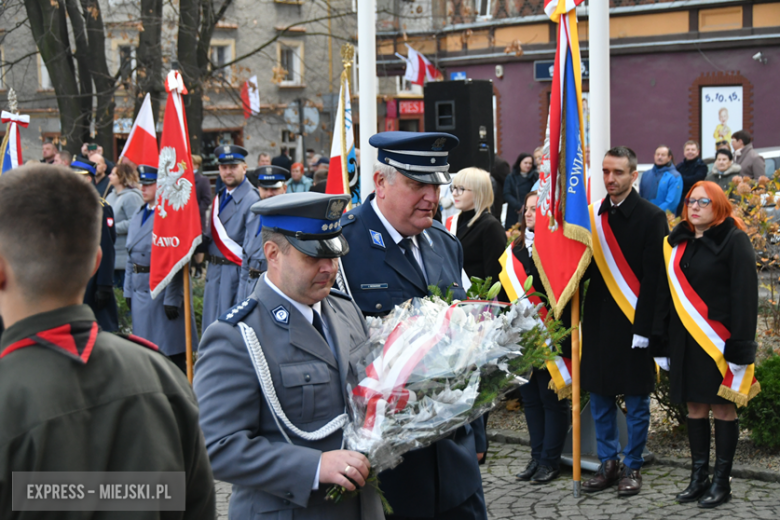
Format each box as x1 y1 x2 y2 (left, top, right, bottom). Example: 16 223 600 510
202 144 261 334
194 192 383 520
338 131 488 520
123 165 198 372
71 159 119 333
237 165 290 302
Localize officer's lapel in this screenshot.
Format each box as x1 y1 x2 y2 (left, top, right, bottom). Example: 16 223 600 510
219 180 249 225
127 209 150 250
418 230 444 291
321 297 350 401
363 202 427 292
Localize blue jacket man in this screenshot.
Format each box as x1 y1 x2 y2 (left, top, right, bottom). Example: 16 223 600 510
338 131 487 520
639 145 683 214
202 145 261 333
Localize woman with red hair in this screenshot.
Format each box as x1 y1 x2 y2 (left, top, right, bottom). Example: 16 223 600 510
653 180 759 508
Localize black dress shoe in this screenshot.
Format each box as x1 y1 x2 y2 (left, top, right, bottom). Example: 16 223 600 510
530 465 560 484
516 459 539 481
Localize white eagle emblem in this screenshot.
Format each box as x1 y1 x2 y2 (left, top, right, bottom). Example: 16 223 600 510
156 146 192 218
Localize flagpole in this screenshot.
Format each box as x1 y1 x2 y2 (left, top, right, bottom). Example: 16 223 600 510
184 262 194 384
340 45 354 208
357 0 377 201
571 287 581 497
588 1 610 202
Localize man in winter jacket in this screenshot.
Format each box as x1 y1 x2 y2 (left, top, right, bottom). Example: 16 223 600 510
732 130 765 180
675 140 708 215
639 145 683 214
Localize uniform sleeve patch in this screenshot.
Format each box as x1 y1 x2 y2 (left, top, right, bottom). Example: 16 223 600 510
218 298 259 324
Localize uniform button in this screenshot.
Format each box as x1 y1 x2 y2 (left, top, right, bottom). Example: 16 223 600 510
348 214 355 220
375 303 382 310
286 492 293 498
304 374 311 382
682 263 689 269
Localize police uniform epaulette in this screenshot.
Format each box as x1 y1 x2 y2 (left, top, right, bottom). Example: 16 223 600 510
329 288 352 301
218 298 258 324
430 219 458 241
340 213 358 227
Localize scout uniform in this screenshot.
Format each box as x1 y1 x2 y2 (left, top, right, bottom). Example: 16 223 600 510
194 192 383 520
72 159 118 333
124 165 198 370
202 145 261 333
0 304 216 517
237 165 290 302
338 132 487 520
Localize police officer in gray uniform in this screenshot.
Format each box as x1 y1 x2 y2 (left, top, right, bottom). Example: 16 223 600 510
338 131 488 520
202 144 261 333
237 165 290 302
123 165 198 371
194 192 383 520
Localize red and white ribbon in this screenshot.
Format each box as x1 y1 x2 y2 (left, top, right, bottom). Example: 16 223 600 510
210 191 243 266
1 111 30 127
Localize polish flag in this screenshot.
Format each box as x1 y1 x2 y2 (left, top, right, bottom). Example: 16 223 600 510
149 71 202 298
325 81 357 206
397 44 442 86
119 93 159 168
240 75 260 119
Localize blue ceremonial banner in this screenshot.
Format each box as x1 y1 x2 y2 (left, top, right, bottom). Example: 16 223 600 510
562 49 590 237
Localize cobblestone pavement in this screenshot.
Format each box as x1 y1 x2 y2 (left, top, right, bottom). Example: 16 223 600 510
215 442 780 519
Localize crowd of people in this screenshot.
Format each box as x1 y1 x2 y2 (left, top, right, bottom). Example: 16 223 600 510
0 127 760 518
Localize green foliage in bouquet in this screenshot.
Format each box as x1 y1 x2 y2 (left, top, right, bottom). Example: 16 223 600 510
325 472 393 514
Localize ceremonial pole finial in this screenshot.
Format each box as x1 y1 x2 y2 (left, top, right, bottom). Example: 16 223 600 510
341 43 354 77
8 88 17 114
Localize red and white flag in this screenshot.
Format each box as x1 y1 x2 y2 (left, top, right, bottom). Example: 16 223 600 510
240 75 260 119
397 44 442 86
325 81 357 205
119 93 159 168
149 71 202 299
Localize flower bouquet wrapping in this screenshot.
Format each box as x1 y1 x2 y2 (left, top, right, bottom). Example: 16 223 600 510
327 278 570 511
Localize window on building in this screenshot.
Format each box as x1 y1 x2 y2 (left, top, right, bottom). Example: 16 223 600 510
278 41 304 86
211 42 233 83
477 0 492 19
396 76 423 96
39 55 53 90
281 129 297 160
118 45 136 87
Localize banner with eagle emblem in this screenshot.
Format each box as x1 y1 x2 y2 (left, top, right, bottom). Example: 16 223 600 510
149 71 202 299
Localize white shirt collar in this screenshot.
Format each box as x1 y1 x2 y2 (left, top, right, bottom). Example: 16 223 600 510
370 197 419 248
264 274 322 324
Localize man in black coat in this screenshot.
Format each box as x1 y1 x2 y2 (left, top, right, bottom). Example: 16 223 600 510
581 146 668 497
675 140 708 216
271 146 293 172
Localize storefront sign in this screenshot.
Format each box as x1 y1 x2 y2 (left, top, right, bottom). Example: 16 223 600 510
386 99 398 119
534 60 589 81
399 100 425 115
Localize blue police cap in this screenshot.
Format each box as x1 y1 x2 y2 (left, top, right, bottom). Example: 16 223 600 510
71 159 97 176
254 165 290 189
369 131 459 185
138 165 158 185
251 192 350 258
215 144 248 165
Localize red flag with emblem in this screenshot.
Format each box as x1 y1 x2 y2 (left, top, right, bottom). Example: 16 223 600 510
149 71 202 299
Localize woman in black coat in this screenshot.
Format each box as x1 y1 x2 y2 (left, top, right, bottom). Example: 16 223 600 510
653 180 758 508
507 191 571 485
448 167 508 292
503 153 538 230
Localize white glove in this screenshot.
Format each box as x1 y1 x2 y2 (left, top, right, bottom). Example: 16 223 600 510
631 334 649 349
654 357 670 371
727 362 749 375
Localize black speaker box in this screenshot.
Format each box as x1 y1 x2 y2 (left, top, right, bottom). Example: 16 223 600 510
423 79 494 174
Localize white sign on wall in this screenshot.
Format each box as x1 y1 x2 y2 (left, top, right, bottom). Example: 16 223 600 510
701 86 743 159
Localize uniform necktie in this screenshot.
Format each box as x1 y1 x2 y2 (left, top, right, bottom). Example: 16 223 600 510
141 206 154 226
219 190 233 213
400 237 426 286
311 309 327 342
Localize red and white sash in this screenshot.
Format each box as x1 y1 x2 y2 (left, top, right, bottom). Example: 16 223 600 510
445 213 459 234
663 238 760 407
589 200 640 323
498 245 572 399
210 192 243 266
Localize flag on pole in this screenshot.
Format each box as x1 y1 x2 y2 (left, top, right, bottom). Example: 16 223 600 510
396 44 442 86
149 71 202 299
325 81 358 206
119 93 159 168
1 110 29 174
240 75 260 119
532 0 590 318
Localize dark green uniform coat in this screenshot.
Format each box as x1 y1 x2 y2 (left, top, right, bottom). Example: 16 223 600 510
0 305 215 519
